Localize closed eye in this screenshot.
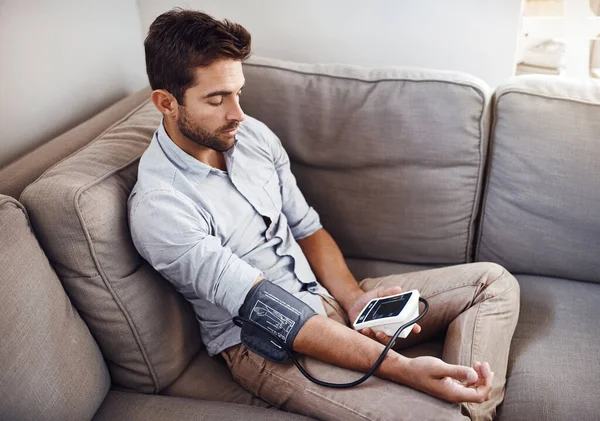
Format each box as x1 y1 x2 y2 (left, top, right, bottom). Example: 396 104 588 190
208 96 224 106
205 84 244 106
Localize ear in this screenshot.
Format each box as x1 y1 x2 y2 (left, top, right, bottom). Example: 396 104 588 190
151 89 179 117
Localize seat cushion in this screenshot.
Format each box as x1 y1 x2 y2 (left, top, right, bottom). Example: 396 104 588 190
0 195 110 421
477 76 600 283
94 391 314 421
498 274 600 421
241 57 492 265
20 100 202 393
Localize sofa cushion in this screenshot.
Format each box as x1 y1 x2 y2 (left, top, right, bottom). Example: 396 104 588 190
0 195 110 420
477 76 600 283
497 274 600 421
20 100 203 393
241 57 492 265
346 257 440 280
94 391 315 421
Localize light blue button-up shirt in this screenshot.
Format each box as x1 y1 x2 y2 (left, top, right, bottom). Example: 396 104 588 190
128 116 329 356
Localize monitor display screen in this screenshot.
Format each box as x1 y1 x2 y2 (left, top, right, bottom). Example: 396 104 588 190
364 292 412 322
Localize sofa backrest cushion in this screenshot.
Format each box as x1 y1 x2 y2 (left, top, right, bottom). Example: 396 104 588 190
0 195 110 420
20 101 202 393
241 57 491 264
477 76 600 283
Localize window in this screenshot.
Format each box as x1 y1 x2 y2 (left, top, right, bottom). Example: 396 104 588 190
516 0 600 78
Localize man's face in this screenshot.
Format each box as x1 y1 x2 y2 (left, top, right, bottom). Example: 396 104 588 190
176 59 245 152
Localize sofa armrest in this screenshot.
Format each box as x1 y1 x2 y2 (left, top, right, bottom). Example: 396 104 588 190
93 391 315 421
0 86 151 199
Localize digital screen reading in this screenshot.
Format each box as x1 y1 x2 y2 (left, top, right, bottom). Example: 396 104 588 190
364 293 412 322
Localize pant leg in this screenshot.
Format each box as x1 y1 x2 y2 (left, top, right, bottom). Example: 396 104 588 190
221 342 467 421
359 262 520 421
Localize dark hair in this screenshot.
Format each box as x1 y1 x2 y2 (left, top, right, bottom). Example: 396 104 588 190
144 8 251 103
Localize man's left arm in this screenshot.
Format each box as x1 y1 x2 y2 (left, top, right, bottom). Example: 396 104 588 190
262 123 407 336
296 228 363 310
260 123 362 309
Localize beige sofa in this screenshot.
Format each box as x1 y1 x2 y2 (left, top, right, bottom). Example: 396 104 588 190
1 57 599 421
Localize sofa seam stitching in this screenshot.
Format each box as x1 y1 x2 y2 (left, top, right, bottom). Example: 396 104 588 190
496 88 600 107
244 62 489 95
465 87 489 264
0 197 30 223
474 92 501 262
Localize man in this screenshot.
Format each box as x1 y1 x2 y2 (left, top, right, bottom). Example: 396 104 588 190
129 9 520 421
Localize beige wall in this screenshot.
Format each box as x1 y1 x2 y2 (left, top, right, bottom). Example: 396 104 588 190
0 0 147 168
139 0 523 87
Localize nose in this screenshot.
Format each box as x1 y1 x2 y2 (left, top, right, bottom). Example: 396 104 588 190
227 97 245 123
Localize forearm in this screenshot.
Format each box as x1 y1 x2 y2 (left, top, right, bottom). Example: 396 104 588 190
293 314 410 384
293 315 493 404
297 228 363 311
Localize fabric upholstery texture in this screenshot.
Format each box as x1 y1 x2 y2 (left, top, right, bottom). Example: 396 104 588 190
497 274 600 421
20 100 203 393
241 57 491 265
0 87 151 199
477 76 600 283
161 350 268 406
0 195 110 421
93 391 314 421
346 257 440 281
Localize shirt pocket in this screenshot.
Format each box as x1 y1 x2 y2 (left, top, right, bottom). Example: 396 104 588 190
263 172 282 212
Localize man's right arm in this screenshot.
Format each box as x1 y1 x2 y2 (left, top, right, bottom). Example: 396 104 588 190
293 314 494 404
128 189 262 316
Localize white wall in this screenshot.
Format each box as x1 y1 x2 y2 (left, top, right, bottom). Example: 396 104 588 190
139 0 523 87
0 0 524 168
0 0 147 168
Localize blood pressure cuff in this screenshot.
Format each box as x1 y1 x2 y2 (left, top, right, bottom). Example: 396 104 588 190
234 280 316 363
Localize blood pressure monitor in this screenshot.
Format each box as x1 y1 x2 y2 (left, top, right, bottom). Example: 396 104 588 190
353 290 421 338
234 280 428 389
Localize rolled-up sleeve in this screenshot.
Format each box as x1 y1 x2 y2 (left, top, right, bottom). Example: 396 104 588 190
262 124 322 240
128 189 262 316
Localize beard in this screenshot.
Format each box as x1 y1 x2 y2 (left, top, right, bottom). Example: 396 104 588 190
177 106 239 152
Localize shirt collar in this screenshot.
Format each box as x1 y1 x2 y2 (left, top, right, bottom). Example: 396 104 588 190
155 119 212 181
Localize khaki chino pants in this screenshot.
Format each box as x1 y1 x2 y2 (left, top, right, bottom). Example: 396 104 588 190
222 262 520 421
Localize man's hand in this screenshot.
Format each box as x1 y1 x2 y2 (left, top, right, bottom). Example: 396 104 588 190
345 285 421 344
403 357 494 404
